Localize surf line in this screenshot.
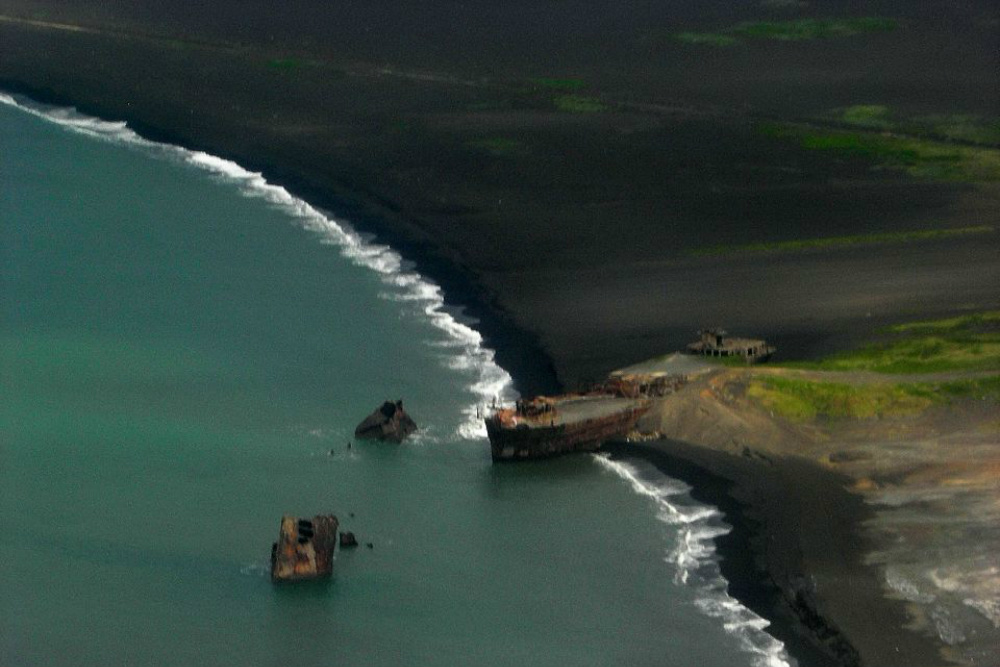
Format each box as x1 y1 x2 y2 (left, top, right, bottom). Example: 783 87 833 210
594 454 792 667
0 91 515 438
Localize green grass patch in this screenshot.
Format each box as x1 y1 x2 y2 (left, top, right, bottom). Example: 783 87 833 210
804 335 1000 374
528 77 587 91
464 137 526 156
911 115 1000 145
934 375 1000 400
762 122 1000 182
747 377 934 420
889 311 1000 334
836 104 894 129
690 225 994 257
676 17 895 46
749 374 1000 421
553 95 606 113
824 106 1000 146
267 58 305 70
751 308 1000 413
675 32 739 46
781 311 1000 374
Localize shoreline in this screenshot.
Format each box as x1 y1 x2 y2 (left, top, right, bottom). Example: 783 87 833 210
2 84 954 667
604 438 947 667
5 5 997 655
0 80 563 400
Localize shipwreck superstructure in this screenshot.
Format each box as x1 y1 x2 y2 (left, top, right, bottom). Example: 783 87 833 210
686 328 775 363
270 514 339 582
484 352 716 461
485 394 650 461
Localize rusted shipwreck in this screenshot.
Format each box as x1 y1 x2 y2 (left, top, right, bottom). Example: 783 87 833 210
270 514 339 582
355 400 417 443
686 328 775 363
484 353 713 461
485 394 649 461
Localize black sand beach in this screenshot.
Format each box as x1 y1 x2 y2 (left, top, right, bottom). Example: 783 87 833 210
3 0 998 391
3 1 998 664
604 439 945 667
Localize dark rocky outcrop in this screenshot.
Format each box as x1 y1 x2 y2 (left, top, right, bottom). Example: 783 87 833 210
354 400 417 442
339 531 358 548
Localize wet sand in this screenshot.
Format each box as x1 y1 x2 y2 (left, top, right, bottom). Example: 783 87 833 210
2 1 999 665
626 366 1000 665
603 439 941 667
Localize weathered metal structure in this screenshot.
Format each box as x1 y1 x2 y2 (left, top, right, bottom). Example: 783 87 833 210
355 400 418 442
270 514 339 582
485 395 649 461
686 328 775 362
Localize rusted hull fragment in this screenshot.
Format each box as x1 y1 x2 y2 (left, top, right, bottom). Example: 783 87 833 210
270 514 339 582
486 404 648 461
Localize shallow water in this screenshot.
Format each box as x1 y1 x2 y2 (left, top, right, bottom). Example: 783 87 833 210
0 95 787 667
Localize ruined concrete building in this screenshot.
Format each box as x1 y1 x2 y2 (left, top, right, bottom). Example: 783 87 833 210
686 328 775 362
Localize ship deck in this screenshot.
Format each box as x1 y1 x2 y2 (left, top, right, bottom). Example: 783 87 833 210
507 395 647 428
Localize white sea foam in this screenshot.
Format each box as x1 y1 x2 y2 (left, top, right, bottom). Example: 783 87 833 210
964 597 1000 628
594 454 792 667
884 567 937 604
0 92 515 438
239 561 270 577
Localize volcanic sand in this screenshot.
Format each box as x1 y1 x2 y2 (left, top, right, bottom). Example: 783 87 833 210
2 1 999 665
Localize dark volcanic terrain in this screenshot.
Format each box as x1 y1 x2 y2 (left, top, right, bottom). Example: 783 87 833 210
2 3 999 665
3 0 998 392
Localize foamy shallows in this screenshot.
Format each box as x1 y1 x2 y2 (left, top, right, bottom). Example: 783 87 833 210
0 91 513 439
594 455 792 667
2 91 774 667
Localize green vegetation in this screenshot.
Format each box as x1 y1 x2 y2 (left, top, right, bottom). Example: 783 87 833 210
553 95 606 113
934 375 1000 400
748 374 1000 420
267 58 305 70
748 311 1000 420
890 311 1000 334
675 32 739 46
836 104 893 129
528 77 587 91
690 225 994 257
465 137 527 156
915 115 1000 145
748 377 934 420
762 122 1000 181
826 106 1000 145
786 311 1000 374
676 17 895 46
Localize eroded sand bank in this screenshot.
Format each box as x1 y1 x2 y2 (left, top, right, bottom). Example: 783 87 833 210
618 367 1000 665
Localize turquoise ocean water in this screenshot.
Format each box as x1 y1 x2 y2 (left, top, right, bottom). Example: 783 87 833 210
0 94 788 667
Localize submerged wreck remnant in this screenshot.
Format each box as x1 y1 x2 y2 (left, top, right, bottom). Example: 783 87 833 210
686 328 775 363
485 395 649 461
355 400 418 442
270 514 339 582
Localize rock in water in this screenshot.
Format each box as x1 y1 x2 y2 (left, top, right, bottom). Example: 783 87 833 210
354 400 417 442
270 514 338 582
339 531 358 548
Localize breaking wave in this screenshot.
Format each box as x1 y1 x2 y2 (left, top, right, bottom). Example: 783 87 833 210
594 454 792 667
0 92 515 439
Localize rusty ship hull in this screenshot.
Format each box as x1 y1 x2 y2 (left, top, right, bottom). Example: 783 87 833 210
485 396 649 461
